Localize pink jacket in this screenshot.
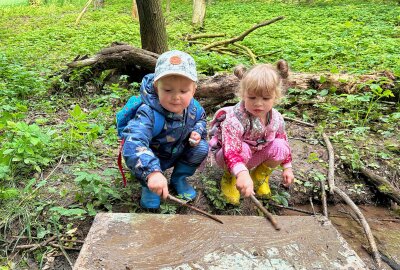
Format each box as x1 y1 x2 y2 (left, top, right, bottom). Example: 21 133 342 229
209 101 292 174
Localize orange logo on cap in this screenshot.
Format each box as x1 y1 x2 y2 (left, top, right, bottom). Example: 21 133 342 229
169 56 182 65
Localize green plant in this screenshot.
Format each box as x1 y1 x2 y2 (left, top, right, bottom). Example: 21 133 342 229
270 190 290 207
63 104 100 153
74 168 121 211
202 175 227 210
1 121 55 177
362 82 395 125
160 202 177 214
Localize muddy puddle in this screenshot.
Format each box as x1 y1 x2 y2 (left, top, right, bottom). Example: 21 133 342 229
282 204 400 269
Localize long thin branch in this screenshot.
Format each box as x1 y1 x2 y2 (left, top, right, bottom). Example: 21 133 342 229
269 202 315 215
186 33 226 41
322 134 381 267
233 43 257 64
322 133 335 194
283 116 315 127
75 0 94 26
360 167 400 204
321 181 328 217
202 16 284 50
333 187 381 267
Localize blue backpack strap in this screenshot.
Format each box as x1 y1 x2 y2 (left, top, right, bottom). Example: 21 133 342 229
152 110 165 137
193 99 203 121
116 96 143 138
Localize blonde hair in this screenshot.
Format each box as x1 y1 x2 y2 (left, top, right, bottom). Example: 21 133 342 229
235 60 289 103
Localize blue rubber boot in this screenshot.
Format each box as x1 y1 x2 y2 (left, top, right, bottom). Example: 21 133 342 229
140 186 161 209
170 162 197 200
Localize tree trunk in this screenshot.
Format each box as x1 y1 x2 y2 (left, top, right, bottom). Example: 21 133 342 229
192 0 206 27
132 0 138 19
136 0 168 54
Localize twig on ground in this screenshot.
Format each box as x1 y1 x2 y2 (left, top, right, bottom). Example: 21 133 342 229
185 33 226 40
75 0 94 26
283 116 315 127
358 167 400 204
322 133 381 267
202 17 284 50
233 43 257 64
269 202 315 215
334 187 381 267
309 197 316 215
321 181 328 217
322 133 335 194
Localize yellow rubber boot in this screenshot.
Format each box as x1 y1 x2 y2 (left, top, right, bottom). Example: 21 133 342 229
251 163 273 197
220 171 240 205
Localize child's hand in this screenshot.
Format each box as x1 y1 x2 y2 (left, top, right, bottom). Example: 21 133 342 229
147 172 169 199
236 170 255 197
189 131 201 147
282 167 294 187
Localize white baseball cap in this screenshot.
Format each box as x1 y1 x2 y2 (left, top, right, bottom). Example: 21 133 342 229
154 50 198 82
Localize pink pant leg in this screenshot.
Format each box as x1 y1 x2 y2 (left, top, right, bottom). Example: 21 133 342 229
215 139 289 171
247 138 290 169
214 142 252 170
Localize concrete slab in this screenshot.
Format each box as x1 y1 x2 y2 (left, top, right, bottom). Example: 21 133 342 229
74 213 367 270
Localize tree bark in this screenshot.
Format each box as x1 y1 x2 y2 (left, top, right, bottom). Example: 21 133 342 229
192 0 206 27
132 0 138 19
136 0 168 54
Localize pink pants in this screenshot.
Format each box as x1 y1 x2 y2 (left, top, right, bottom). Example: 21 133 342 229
215 138 290 170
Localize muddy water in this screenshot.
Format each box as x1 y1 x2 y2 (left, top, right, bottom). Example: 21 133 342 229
283 204 400 269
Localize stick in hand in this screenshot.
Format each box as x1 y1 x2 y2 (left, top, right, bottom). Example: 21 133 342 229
167 194 224 224
250 194 281 231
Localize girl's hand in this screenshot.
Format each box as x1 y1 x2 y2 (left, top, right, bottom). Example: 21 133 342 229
282 167 294 187
236 170 255 197
147 172 169 199
189 131 201 147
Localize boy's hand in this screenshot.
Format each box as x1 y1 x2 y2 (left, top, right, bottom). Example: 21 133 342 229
189 131 201 147
147 172 169 199
282 167 294 187
236 170 255 197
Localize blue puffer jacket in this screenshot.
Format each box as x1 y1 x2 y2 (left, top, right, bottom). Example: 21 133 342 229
121 74 207 183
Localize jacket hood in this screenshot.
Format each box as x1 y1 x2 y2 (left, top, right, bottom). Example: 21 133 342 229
140 73 192 120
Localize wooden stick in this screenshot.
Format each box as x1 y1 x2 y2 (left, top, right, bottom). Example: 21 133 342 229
233 43 257 64
186 33 226 41
75 0 94 26
359 167 400 204
320 181 328 217
322 133 335 194
167 195 223 224
283 116 315 127
269 202 315 215
249 195 280 230
309 197 316 215
202 16 284 50
321 132 381 267
333 187 381 267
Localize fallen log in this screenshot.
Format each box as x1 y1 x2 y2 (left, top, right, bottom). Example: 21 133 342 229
57 44 398 107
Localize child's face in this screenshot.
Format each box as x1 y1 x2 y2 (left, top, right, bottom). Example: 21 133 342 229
244 91 276 120
155 75 196 114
